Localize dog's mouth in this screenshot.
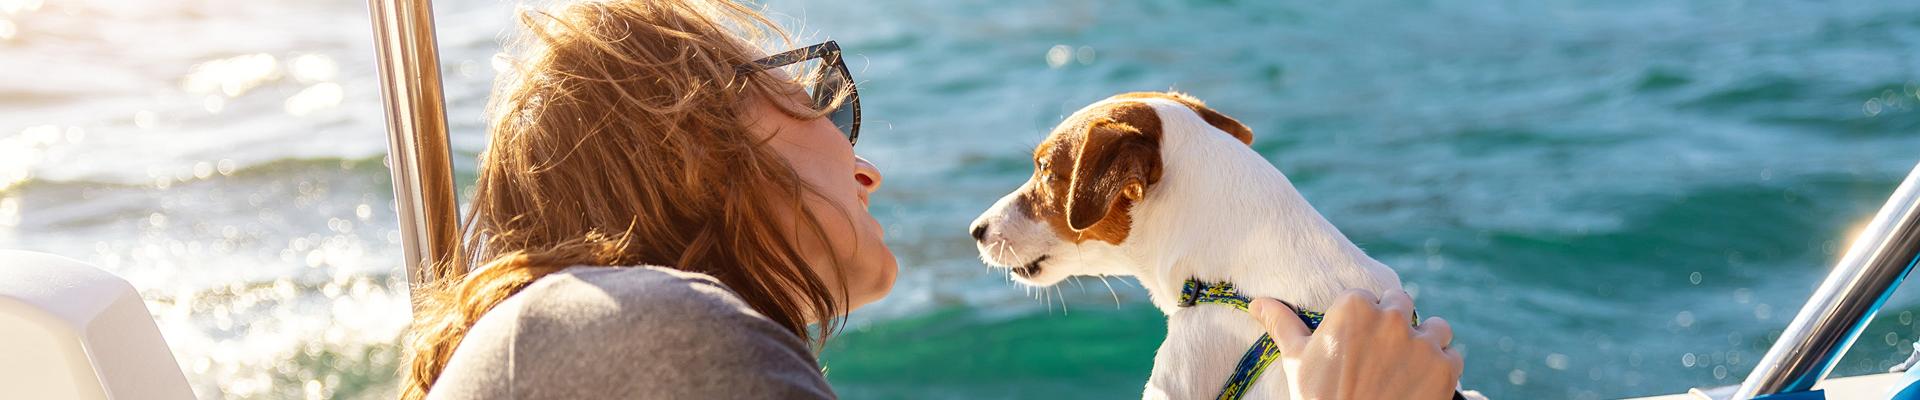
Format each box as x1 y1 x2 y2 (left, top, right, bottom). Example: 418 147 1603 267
1010 255 1048 279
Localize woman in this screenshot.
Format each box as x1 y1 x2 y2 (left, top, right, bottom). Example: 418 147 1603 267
399 0 1462 399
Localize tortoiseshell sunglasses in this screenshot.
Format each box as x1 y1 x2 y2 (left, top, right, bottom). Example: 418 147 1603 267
737 40 863 145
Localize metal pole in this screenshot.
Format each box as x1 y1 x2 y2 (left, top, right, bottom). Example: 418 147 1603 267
367 0 461 295
1732 162 1920 399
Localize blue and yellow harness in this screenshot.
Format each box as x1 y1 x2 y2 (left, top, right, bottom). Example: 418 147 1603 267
1176 279 1314 400
1177 279 1452 400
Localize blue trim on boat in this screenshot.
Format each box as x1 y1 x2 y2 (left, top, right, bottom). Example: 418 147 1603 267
1780 253 1920 394
1752 389 1825 400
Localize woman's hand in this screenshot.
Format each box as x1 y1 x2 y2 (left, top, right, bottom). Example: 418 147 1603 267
1250 289 1463 400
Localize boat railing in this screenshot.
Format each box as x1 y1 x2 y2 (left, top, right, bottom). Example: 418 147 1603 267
368 0 461 299
1726 162 1920 399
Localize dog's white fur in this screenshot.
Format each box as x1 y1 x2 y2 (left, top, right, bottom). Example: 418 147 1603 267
971 97 1404 399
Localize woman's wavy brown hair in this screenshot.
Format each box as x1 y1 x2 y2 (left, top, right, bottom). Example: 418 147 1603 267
398 1 856 398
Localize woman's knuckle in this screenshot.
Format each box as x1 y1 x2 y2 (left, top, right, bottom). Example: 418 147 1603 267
1333 294 1371 313
1383 307 1412 322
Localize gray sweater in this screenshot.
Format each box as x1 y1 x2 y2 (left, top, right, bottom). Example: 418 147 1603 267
426 266 838 399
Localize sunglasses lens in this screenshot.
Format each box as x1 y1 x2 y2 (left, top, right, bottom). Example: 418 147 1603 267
811 63 858 142
829 100 857 140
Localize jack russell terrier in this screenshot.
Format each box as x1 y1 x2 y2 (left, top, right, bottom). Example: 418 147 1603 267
968 92 1477 399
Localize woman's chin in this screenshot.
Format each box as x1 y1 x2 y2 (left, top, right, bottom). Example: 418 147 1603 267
844 252 898 311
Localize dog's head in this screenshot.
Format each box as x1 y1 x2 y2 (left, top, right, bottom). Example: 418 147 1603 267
969 92 1253 286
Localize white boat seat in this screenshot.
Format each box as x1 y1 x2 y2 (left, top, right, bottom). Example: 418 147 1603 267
0 250 195 400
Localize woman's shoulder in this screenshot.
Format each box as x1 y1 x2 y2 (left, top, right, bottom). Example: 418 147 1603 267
496 265 793 347
520 265 754 319
429 265 834 399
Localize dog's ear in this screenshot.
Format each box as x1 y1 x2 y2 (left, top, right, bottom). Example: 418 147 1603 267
1162 92 1253 145
1113 91 1253 145
1065 118 1161 232
1189 103 1253 145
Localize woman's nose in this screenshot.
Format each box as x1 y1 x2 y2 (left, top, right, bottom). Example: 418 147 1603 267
854 155 883 194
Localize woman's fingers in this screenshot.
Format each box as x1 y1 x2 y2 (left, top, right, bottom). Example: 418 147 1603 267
1267 290 1444 356
1378 290 1415 322
1330 289 1380 316
1262 288 1468 400
1443 343 1467 372
1417 317 1454 348
1251 298 1311 353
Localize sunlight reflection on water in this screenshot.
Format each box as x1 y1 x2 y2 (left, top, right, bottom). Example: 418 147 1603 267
184 53 282 98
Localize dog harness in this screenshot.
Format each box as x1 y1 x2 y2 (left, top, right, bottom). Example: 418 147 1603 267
1176 279 1310 400
1177 279 1449 400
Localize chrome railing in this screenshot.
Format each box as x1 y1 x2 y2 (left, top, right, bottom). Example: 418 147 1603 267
367 0 460 296
1730 162 1920 399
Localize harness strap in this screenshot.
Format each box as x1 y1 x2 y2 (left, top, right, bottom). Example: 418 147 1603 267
1178 279 1327 327
1216 333 1282 400
1179 280 1324 400
1182 278 1443 398
1180 278 1462 400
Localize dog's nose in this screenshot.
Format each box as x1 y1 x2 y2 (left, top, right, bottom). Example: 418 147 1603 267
970 223 989 242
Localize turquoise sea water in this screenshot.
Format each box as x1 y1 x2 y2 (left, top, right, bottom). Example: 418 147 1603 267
2 0 1919 399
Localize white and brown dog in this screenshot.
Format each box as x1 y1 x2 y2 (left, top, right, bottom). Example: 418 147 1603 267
969 91 1448 399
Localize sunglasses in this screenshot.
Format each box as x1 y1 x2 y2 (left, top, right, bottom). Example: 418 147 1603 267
737 40 863 145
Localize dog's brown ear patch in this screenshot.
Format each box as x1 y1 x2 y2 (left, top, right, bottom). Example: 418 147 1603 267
1115 91 1254 145
1062 104 1163 241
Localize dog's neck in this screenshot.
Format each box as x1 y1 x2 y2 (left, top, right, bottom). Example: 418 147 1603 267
1120 101 1402 316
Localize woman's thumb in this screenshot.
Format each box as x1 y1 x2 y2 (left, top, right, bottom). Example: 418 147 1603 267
1251 298 1311 352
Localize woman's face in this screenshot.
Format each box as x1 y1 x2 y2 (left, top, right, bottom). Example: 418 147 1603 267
744 92 896 315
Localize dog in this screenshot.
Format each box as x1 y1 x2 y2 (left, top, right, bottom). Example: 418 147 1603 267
969 91 1470 399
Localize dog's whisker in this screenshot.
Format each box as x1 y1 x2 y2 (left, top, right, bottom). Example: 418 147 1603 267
1037 286 1048 313
1044 287 1053 314
1057 286 1069 315
1097 275 1122 307
1049 286 1059 315
1057 287 1066 314
1045 285 1055 313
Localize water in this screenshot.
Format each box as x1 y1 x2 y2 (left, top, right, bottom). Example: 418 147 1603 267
2 0 1918 398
